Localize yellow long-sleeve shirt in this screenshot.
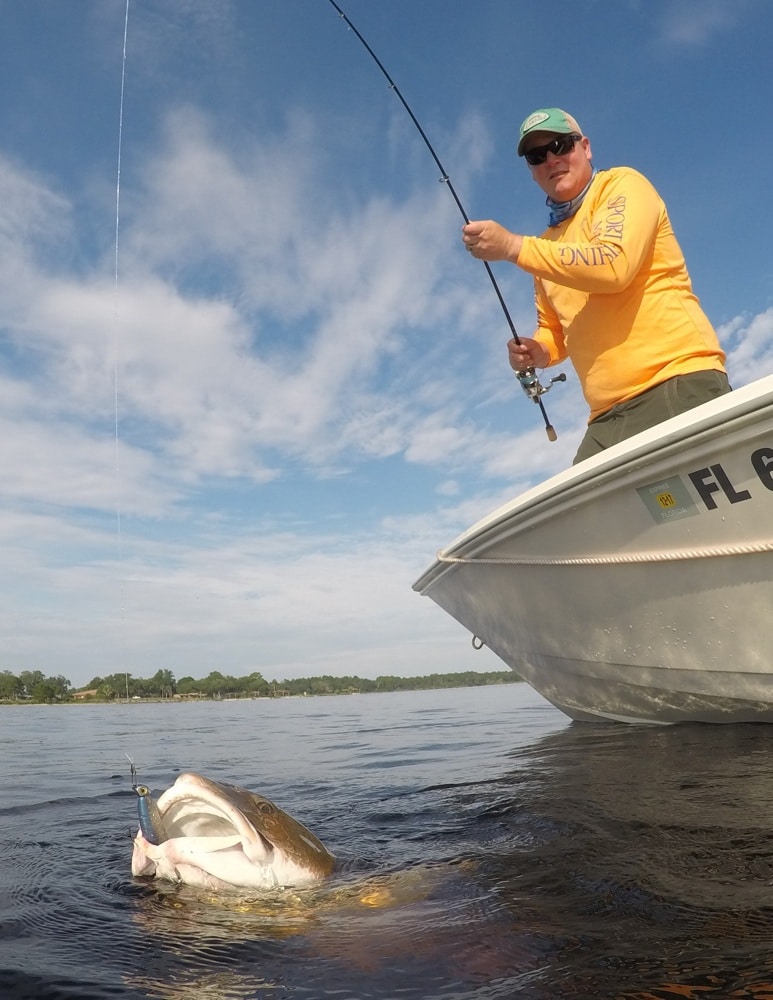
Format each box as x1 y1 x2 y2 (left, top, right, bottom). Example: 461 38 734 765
516 166 726 421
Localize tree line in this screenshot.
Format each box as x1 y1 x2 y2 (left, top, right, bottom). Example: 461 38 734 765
0 670 71 703
0 667 522 703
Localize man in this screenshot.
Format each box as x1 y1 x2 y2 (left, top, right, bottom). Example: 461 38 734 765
462 108 729 464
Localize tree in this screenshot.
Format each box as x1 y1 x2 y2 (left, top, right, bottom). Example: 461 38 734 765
243 672 269 697
30 675 71 703
19 670 45 698
149 669 176 698
0 670 23 700
99 672 134 699
200 671 227 698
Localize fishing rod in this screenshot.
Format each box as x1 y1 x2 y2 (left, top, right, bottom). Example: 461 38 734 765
327 0 565 441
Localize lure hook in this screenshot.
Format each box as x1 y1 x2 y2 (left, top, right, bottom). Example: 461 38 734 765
126 754 166 844
126 753 139 791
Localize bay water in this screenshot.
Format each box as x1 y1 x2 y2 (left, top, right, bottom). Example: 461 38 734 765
2 684 773 999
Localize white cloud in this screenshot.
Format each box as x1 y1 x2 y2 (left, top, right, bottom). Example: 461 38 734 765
657 0 751 45
720 308 773 388
0 103 545 685
1 108 500 494
10 90 766 690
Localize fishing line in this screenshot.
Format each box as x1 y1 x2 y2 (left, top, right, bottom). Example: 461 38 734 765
114 0 129 547
327 0 563 440
113 0 131 702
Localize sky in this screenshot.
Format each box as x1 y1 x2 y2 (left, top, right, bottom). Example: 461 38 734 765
1 0 772 689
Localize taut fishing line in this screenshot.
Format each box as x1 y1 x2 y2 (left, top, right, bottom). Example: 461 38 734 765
113 0 131 701
327 0 564 440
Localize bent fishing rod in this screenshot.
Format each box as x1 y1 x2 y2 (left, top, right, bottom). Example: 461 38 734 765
327 0 565 441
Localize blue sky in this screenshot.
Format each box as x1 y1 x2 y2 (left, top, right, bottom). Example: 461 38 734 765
1 0 771 688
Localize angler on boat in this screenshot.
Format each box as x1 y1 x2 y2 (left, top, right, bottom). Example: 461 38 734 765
417 108 767 726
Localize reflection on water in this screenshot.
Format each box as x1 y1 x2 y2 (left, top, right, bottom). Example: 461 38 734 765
470 722 773 997
3 688 773 998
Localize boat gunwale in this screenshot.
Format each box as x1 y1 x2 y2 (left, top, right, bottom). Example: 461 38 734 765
413 375 773 593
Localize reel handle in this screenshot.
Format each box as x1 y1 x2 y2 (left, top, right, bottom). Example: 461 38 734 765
515 368 567 440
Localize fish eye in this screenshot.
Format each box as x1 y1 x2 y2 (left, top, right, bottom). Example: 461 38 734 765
135 784 150 796
258 802 274 814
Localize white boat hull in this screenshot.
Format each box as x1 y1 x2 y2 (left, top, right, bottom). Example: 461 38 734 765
413 376 773 724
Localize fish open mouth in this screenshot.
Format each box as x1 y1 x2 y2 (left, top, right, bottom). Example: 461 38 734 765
131 772 335 890
154 773 274 858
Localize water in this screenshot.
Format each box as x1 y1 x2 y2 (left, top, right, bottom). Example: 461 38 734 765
3 685 773 999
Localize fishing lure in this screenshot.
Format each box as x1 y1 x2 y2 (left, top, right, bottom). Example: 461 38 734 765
128 756 167 845
327 0 565 439
134 784 167 846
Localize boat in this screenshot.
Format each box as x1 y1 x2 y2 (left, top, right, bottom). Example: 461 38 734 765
413 374 773 725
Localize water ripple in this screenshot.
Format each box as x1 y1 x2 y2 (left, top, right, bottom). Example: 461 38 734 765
5 689 773 997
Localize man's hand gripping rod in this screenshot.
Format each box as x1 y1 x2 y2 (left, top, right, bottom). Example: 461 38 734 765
327 0 565 441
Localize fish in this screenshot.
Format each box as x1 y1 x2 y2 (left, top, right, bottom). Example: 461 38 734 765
130 772 336 891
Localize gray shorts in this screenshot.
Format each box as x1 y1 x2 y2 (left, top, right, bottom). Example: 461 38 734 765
573 370 731 465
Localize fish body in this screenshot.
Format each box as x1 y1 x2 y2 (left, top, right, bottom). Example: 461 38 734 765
131 772 335 891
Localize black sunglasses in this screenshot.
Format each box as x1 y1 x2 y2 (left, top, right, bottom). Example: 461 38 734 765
523 133 581 166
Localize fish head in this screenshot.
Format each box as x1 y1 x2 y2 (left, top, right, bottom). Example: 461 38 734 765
131 772 335 891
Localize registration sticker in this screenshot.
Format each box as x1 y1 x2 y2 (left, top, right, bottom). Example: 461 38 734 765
637 476 699 525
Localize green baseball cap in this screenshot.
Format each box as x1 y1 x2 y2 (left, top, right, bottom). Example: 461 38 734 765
517 108 583 156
